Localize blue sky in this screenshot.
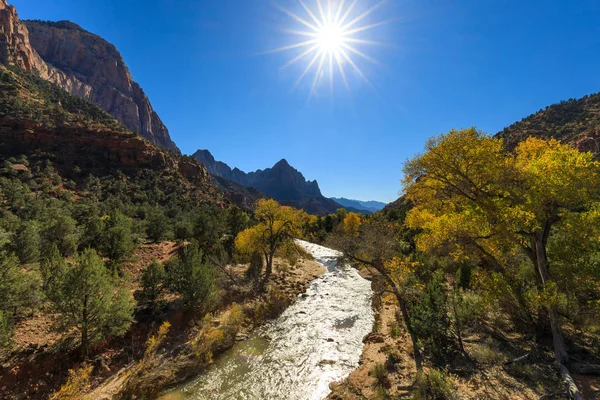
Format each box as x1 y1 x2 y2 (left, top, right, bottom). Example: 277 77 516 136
11 0 600 203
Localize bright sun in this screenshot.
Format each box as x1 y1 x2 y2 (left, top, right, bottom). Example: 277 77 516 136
317 22 345 53
270 0 388 97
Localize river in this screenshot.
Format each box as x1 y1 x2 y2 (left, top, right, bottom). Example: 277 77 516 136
164 240 374 400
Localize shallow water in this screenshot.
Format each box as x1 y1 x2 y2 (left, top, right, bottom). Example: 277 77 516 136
164 240 374 400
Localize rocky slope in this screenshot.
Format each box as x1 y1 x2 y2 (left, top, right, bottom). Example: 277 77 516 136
496 92 600 154
193 149 343 215
0 64 226 206
24 20 180 153
0 0 179 152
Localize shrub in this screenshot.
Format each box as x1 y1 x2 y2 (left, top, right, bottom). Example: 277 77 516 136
14 220 41 264
50 363 93 400
246 252 263 289
0 311 12 351
369 363 391 388
121 322 171 400
49 249 135 357
413 369 457 400
411 270 455 363
469 341 505 365
145 210 171 243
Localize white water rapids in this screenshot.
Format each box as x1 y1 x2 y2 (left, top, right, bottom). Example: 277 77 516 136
166 240 374 400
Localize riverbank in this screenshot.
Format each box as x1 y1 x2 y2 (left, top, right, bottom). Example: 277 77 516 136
160 240 374 400
0 239 326 399
326 269 573 400
90 253 327 399
327 269 417 400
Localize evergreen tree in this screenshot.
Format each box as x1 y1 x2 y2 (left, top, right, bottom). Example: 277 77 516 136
14 220 41 264
146 210 170 243
100 211 135 270
50 248 134 357
141 259 167 314
166 242 216 311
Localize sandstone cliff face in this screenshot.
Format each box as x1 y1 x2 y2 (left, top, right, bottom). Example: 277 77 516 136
0 0 45 72
1 0 179 152
23 20 179 153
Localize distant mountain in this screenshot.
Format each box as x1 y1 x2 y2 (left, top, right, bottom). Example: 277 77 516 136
193 149 343 215
4 14 180 153
496 92 600 155
331 198 387 213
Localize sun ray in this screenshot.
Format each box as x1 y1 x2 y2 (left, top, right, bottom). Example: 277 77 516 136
341 0 386 30
344 19 393 36
333 0 346 24
264 38 319 54
328 51 334 94
271 0 390 97
298 0 323 29
340 42 380 65
337 0 358 26
283 29 319 38
294 49 324 89
335 52 351 93
342 37 385 46
339 47 373 88
272 3 319 32
309 51 328 98
280 44 320 69
315 0 328 26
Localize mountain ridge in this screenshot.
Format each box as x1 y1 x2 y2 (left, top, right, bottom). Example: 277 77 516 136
193 149 343 215
22 19 180 153
495 92 600 154
0 0 178 152
330 197 387 213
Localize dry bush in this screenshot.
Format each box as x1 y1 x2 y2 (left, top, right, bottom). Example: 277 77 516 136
120 322 171 400
469 340 506 365
50 363 94 400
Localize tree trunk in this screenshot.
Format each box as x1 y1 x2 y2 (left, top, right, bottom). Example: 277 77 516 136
396 292 423 370
452 291 466 354
81 295 89 358
372 259 423 370
532 234 569 365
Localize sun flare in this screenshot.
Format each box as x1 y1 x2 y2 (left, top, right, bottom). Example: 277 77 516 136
270 0 389 97
316 22 344 53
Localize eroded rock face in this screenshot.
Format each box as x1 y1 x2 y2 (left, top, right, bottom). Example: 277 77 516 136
23 20 180 153
0 0 45 72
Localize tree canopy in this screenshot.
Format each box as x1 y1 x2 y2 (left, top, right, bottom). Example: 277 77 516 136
403 127 600 370
235 199 309 284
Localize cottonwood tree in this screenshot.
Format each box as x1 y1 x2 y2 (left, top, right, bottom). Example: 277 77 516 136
235 199 309 285
49 248 134 357
327 216 424 369
403 127 600 396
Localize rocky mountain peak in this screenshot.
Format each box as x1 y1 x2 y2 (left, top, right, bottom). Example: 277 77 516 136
274 158 291 168
1 0 180 152
22 19 180 153
193 149 341 215
0 1 46 73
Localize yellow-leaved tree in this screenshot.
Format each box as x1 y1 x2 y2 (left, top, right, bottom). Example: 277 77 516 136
403 127 600 396
343 212 362 236
235 199 309 286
